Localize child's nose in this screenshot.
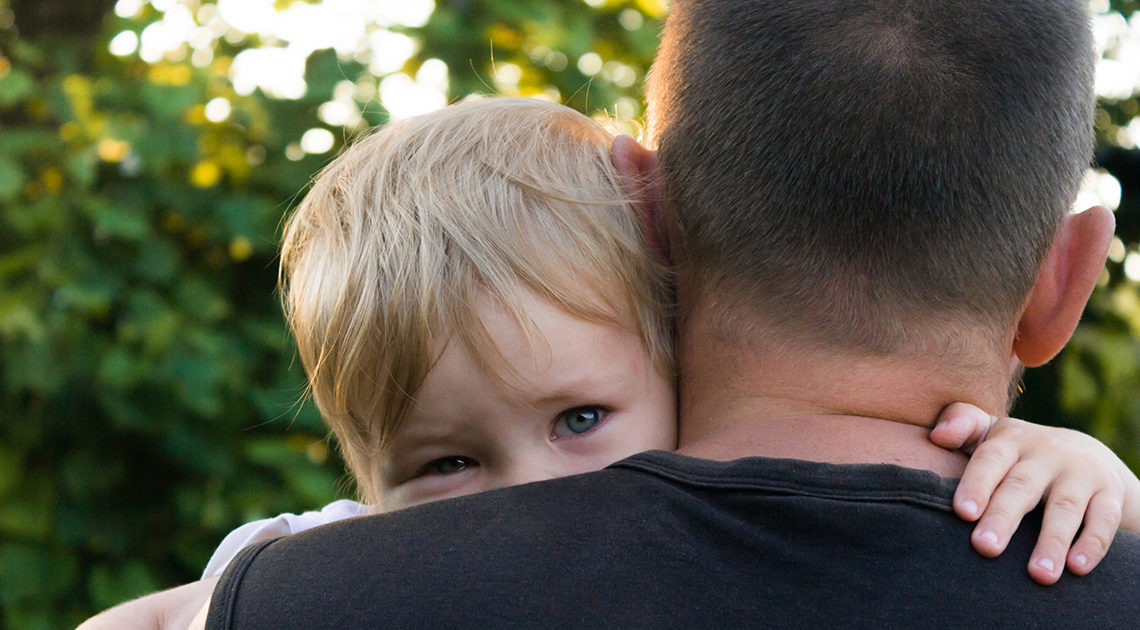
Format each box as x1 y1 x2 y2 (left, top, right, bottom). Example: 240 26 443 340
499 467 559 488
498 454 564 488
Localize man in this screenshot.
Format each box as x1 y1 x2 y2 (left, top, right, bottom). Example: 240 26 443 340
94 0 1140 627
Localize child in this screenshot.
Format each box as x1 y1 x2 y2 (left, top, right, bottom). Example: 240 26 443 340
202 97 1140 586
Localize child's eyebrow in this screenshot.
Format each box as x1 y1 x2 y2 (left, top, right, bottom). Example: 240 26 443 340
384 418 469 453
526 370 632 409
528 390 585 409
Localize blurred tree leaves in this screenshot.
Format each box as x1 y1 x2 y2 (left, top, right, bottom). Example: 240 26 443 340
0 0 1136 627
0 0 345 625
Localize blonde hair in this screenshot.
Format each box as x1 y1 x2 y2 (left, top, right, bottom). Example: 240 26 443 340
280 97 673 504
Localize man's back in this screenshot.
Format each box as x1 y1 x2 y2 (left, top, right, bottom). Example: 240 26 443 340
207 451 1140 629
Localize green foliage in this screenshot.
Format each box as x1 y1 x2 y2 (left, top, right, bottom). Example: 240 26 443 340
0 7 350 627
0 0 1136 627
419 0 663 115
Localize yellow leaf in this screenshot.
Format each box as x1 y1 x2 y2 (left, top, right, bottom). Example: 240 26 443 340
489 24 522 49
40 167 63 193
61 74 91 98
190 160 222 188
229 237 253 262
217 144 251 181
212 56 233 76
62 75 94 122
148 64 192 86
58 122 80 142
635 0 668 18
185 105 207 125
96 139 131 163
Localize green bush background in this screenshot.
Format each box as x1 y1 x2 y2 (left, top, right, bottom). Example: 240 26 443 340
0 0 1137 627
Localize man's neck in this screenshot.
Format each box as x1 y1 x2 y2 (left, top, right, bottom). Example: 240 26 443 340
674 314 1011 478
678 411 971 478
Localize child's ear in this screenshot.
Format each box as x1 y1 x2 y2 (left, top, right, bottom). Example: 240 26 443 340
1013 205 1115 367
611 135 670 264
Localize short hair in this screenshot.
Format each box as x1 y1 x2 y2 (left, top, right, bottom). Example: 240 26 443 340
280 97 672 504
650 0 1096 355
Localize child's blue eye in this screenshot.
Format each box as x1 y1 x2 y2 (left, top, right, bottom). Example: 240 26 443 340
428 456 473 475
555 406 604 436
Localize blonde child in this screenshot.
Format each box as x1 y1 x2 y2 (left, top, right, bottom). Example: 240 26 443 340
204 96 677 573
204 97 1139 582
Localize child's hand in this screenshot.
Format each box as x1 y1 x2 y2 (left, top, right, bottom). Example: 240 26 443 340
931 402 1140 585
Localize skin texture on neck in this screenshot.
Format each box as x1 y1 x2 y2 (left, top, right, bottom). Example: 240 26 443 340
673 297 1013 478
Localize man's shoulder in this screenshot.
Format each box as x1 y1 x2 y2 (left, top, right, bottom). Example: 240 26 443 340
207 453 1140 629
1103 529 1140 566
235 460 660 572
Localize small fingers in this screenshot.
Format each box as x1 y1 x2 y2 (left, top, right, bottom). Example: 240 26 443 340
1067 491 1123 576
969 461 1049 557
955 439 1020 523
1026 483 1091 585
931 402 994 453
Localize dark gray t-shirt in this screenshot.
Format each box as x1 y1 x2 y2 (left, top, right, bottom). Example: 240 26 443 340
206 451 1140 629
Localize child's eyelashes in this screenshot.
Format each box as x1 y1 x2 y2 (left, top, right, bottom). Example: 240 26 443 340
421 456 477 476
400 405 610 485
553 406 606 438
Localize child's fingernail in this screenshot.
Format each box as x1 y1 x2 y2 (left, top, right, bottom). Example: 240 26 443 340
977 530 999 546
960 500 979 517
1072 553 1088 569
1035 557 1055 573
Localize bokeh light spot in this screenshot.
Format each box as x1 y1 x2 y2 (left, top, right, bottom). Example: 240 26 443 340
115 0 145 18
379 59 448 121
300 128 336 154
1074 168 1123 212
1125 252 1140 282
577 52 602 76
1109 237 1127 263
619 9 643 31
204 97 232 122
109 31 140 57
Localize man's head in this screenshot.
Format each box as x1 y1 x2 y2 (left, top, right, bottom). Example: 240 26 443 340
280 97 673 503
648 0 1101 369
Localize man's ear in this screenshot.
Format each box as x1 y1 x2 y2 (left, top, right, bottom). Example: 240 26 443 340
611 134 670 264
1014 205 1115 367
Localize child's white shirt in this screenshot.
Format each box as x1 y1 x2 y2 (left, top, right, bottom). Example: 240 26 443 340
202 499 368 578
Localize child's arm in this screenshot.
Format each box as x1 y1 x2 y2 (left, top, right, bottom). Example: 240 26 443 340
80 500 369 629
931 402 1140 585
76 578 218 630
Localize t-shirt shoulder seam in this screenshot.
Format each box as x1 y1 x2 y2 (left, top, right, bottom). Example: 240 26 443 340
208 538 279 630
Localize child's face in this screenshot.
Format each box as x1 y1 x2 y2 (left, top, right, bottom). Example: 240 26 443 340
377 289 677 511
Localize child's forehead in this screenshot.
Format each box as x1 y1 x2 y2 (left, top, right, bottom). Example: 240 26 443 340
417 287 651 399
468 286 637 362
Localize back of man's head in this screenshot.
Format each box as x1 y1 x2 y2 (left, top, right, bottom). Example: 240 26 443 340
651 0 1095 356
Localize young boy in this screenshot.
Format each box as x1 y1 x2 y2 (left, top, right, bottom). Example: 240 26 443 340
78 97 1140 629
205 97 1139 583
